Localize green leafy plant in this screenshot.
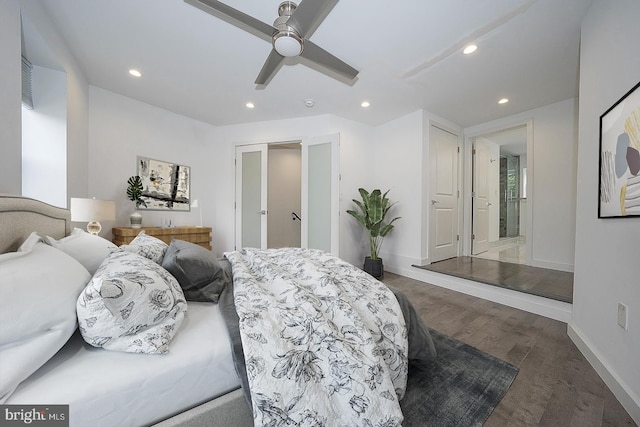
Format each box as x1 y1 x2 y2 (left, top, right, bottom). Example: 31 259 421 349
126 175 147 208
347 188 400 260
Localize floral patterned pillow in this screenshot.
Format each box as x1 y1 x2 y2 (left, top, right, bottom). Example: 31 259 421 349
77 250 187 354
120 231 168 264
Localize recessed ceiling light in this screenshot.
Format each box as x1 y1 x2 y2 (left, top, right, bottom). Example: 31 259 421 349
246 102 255 109
304 99 315 108
128 69 142 77
463 44 478 55
361 101 370 108
498 98 509 104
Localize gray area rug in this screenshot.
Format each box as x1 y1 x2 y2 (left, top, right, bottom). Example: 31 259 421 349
400 328 519 426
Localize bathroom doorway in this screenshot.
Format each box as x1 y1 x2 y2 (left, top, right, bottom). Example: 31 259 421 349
471 125 527 264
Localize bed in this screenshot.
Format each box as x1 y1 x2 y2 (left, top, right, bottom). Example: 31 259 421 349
0 194 436 427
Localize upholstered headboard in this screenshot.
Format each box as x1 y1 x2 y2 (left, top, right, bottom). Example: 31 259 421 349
0 194 71 254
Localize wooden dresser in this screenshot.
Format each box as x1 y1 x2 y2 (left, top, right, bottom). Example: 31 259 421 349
112 226 212 250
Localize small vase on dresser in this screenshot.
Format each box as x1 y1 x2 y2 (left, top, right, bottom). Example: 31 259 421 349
129 209 142 228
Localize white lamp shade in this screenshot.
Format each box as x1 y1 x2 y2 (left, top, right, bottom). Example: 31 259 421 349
70 198 116 222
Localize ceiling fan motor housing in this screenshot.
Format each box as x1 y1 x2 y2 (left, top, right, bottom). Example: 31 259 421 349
273 1 303 57
185 0 359 85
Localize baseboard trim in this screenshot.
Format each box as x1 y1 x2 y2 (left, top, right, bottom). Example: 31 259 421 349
530 258 574 273
567 323 640 425
386 264 572 322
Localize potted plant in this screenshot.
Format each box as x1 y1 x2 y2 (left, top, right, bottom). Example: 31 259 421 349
347 188 400 278
126 175 147 228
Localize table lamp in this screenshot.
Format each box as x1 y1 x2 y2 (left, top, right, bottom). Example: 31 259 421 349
70 198 116 235
191 199 203 227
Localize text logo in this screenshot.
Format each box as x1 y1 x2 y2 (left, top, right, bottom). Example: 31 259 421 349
0 405 68 426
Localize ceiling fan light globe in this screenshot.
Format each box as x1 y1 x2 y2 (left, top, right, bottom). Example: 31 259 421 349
274 33 303 57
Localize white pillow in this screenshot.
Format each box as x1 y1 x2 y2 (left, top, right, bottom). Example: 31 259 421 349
44 228 118 275
120 231 168 264
0 243 91 403
77 250 187 354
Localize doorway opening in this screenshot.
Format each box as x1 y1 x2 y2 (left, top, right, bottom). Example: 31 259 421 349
267 143 302 249
471 125 527 265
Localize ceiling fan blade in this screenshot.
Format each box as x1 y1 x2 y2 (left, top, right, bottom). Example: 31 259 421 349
184 0 275 42
255 49 285 85
300 40 358 80
287 0 339 38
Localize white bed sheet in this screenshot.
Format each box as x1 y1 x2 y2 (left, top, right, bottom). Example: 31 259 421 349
6 302 241 427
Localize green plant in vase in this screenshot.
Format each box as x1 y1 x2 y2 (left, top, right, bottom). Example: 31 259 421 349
126 175 147 228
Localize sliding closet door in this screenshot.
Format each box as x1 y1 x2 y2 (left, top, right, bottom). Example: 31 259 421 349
235 144 268 249
302 134 340 255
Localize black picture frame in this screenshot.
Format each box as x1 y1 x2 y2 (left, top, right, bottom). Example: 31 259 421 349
598 81 640 218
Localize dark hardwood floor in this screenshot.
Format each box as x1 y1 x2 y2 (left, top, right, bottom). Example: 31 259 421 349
381 272 636 426
415 256 574 303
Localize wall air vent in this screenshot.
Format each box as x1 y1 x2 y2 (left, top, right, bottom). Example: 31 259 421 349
21 55 33 110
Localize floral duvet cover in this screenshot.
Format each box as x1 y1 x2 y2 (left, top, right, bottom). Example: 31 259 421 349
223 248 409 427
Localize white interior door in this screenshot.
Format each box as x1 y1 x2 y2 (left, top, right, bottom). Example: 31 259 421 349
235 144 267 249
429 125 459 263
472 139 490 254
302 134 340 255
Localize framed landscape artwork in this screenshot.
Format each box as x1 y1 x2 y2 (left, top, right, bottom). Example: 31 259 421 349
599 81 640 218
137 156 191 211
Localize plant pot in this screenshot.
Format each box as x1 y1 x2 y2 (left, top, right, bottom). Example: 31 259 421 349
363 256 384 278
130 210 142 229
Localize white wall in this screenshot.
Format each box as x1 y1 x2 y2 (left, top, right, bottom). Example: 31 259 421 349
0 0 22 194
465 98 578 272
570 0 640 422
371 110 425 267
22 65 67 207
88 87 218 240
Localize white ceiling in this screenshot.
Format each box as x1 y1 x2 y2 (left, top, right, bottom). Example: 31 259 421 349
23 0 592 128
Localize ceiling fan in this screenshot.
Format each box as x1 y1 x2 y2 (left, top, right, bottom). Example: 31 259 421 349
184 0 359 85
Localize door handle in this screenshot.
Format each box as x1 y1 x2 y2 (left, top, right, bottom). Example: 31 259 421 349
431 200 439 206
487 202 492 207
257 210 267 215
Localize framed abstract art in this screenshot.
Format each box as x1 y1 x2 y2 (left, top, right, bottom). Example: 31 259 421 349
599 81 640 218
137 156 191 211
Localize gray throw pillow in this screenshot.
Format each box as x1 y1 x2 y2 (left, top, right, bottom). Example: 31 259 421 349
162 238 232 303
